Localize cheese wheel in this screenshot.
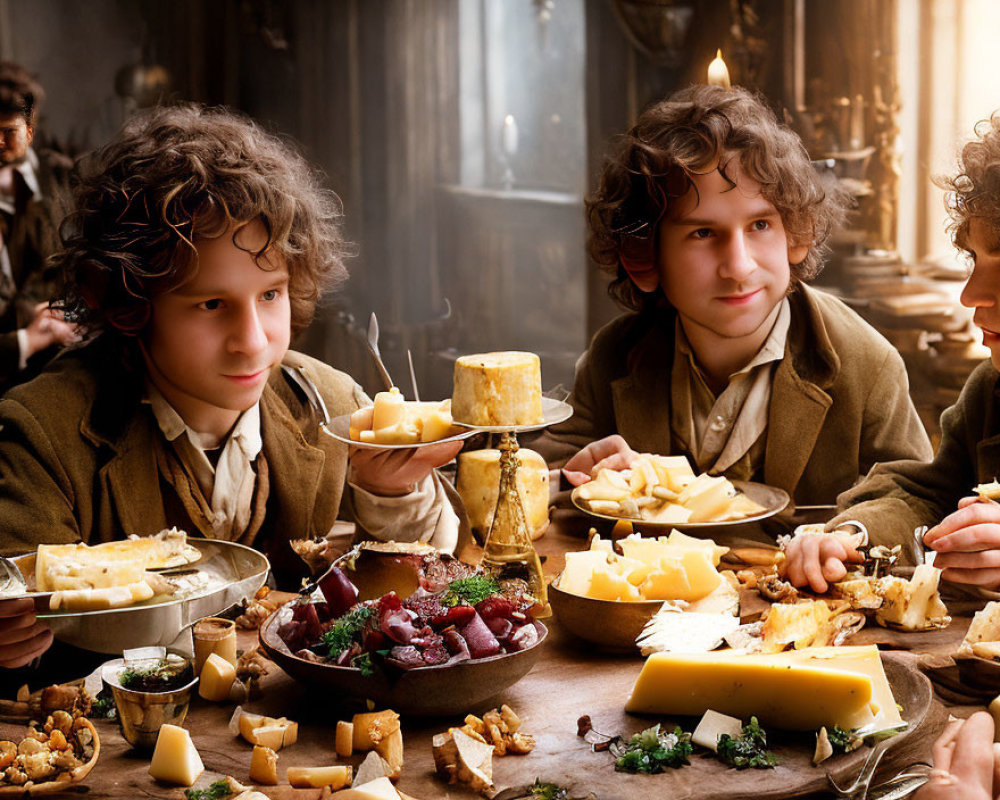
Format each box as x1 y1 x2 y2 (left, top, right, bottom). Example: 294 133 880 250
451 352 543 426
456 448 549 540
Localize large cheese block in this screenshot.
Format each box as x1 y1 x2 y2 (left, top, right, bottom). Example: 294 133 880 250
451 351 543 426
36 528 198 591
457 448 549 540
625 645 900 730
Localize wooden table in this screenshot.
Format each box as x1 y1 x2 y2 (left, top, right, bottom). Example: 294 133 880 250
31 513 981 799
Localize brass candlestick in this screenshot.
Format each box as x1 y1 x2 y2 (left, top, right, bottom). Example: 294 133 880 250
480 431 549 615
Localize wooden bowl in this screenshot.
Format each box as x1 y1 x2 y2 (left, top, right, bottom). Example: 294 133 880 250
259 603 547 716
548 579 659 652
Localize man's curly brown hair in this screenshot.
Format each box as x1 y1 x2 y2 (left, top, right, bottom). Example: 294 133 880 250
940 112 1000 256
57 103 350 339
588 84 850 312
0 61 43 125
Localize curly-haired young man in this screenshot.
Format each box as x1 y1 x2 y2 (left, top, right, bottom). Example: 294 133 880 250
538 85 931 565
795 111 1000 595
0 104 466 668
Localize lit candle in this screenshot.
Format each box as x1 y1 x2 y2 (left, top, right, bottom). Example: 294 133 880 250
502 114 519 158
707 49 731 89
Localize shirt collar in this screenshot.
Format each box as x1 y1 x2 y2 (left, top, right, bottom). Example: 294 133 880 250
676 297 791 380
0 149 41 215
143 380 263 458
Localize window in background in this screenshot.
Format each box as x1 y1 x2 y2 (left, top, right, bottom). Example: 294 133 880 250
434 0 587 396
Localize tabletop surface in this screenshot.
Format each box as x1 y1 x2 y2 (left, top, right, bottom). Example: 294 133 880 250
13 510 987 800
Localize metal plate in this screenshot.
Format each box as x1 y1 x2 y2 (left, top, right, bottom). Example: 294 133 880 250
452 396 573 433
324 411 476 450
12 539 268 654
571 479 790 529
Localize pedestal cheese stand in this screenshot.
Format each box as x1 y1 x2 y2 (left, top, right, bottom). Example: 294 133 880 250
454 397 572 614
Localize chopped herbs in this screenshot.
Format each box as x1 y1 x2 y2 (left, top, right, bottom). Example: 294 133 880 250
89 691 117 720
443 576 501 607
529 779 570 800
827 725 858 753
613 724 693 773
322 606 374 659
352 652 374 676
184 780 234 800
117 661 188 692
717 717 778 769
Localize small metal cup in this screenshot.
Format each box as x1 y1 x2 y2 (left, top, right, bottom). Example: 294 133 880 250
101 655 198 750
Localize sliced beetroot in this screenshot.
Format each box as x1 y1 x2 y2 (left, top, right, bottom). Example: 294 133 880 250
486 617 513 641
431 604 476 629
387 645 425 670
476 595 515 621
318 566 359 617
510 622 539 651
380 606 421 644
458 612 501 658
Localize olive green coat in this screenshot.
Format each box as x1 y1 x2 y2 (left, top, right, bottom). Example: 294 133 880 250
0 336 404 585
536 284 933 508
832 359 1000 556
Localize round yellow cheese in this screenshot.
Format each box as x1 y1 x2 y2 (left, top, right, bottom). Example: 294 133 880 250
456 448 549 540
451 351 543 427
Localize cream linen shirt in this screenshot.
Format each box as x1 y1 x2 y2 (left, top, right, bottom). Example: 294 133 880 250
146 381 462 553
670 299 790 475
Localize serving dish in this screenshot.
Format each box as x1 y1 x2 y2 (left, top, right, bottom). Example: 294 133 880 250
259 602 547 715
11 539 269 653
548 580 661 652
571 479 790 530
0 718 101 796
452 396 573 434
324 412 476 450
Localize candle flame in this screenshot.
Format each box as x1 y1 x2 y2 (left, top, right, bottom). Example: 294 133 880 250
707 49 731 89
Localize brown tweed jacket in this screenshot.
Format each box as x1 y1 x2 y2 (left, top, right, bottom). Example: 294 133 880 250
536 284 933 508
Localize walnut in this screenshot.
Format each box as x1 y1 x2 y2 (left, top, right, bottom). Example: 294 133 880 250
4 765 27 785
50 749 81 771
506 732 536 755
21 752 56 781
17 738 43 755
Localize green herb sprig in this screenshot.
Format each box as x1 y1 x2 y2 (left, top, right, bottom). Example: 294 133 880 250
529 779 570 799
827 725 860 754
184 780 234 800
443 576 500 607
322 606 374 659
717 716 778 769
613 724 692 773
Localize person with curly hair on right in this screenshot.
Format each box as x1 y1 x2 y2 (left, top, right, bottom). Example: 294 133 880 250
536 84 931 580
797 110 1000 596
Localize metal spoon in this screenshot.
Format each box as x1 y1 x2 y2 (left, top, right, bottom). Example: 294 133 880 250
366 312 394 391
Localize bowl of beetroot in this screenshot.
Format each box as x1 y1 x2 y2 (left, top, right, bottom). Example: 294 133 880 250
258 543 547 715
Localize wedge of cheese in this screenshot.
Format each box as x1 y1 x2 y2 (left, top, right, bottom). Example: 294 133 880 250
329 777 401 800
625 645 900 730
149 724 204 786
287 765 353 789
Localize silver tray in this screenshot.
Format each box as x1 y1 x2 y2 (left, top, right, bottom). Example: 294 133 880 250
12 539 269 654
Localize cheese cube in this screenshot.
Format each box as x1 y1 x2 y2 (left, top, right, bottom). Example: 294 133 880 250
148 724 204 786
352 710 400 751
588 569 641 601
374 728 403 780
640 502 693 524
457 448 550 539
287 765 353 789
329 777 401 800
649 455 696 492
691 709 743 752
198 652 236 702
335 720 354 757
639 560 693 602
419 408 456 442
349 406 374 440
249 745 278 785
664 530 730 566
372 420 421 445
557 550 614 596
372 388 406 430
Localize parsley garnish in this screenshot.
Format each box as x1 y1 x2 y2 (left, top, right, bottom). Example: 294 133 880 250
717 716 778 769
827 725 859 753
529 779 569 799
613 724 692 773
322 606 374 659
352 652 374 676
184 780 234 800
443 576 500 607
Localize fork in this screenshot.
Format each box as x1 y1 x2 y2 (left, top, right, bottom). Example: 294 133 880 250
366 312 394 391
827 736 898 799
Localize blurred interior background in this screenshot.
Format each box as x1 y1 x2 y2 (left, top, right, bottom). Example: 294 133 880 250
0 0 994 446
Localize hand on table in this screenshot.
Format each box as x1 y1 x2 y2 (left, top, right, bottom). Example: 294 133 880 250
923 497 1000 589
349 440 463 497
561 435 639 487
783 531 863 593
0 597 52 668
914 712 998 800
